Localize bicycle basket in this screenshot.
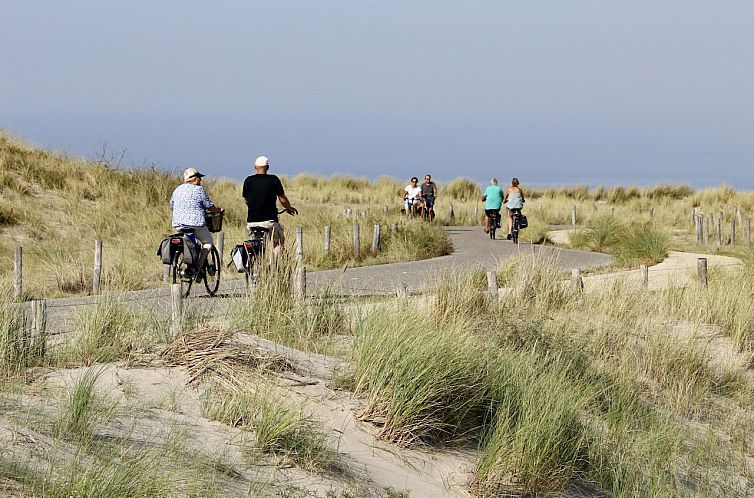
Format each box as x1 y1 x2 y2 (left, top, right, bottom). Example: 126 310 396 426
205 211 224 233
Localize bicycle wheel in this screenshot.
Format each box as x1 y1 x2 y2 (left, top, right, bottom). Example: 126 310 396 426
512 215 519 244
172 252 194 297
203 247 221 296
489 219 496 239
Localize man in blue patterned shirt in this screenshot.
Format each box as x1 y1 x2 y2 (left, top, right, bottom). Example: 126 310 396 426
170 167 223 277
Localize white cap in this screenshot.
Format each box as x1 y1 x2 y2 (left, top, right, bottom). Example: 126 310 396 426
254 156 269 167
183 167 205 182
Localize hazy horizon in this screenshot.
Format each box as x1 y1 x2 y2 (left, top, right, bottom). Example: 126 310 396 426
3 2 753 189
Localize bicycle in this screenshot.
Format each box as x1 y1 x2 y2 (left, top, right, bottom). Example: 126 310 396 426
168 230 221 297
487 211 500 240
232 209 289 287
422 197 435 222
510 208 522 244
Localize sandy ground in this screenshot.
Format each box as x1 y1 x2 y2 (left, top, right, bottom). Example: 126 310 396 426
546 229 743 291
1 332 475 497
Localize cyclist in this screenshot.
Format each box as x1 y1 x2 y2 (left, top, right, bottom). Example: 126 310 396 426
420 174 438 220
170 167 223 279
402 177 422 218
242 156 298 257
481 178 503 234
503 177 525 240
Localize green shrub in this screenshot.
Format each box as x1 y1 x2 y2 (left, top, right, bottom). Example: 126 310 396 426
613 223 669 267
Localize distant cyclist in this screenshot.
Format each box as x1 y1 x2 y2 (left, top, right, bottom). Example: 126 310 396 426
481 178 503 234
503 177 525 240
420 174 438 220
170 167 223 278
242 156 298 257
402 177 422 218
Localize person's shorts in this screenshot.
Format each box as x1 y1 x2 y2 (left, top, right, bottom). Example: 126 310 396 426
246 221 285 247
424 197 435 209
175 225 213 248
405 198 419 211
484 209 501 218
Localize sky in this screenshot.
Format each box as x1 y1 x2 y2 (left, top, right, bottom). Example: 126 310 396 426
2 1 753 188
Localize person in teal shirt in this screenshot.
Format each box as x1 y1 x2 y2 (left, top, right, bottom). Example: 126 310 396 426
481 178 504 234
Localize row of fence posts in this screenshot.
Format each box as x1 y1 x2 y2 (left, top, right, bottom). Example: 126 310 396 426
169 222 396 335
484 258 711 301
690 207 751 247
13 241 107 300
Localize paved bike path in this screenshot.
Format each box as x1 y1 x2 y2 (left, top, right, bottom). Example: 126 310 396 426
307 226 611 295
40 226 611 335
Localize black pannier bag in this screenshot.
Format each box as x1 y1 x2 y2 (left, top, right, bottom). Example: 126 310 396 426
230 244 247 272
157 238 172 264
182 234 200 266
519 214 528 229
157 235 184 265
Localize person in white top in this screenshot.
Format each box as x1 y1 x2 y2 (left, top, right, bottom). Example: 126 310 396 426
402 177 423 218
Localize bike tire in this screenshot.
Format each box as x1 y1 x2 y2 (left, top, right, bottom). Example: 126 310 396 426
512 215 519 244
490 222 496 240
203 247 221 296
171 251 194 297
171 251 180 284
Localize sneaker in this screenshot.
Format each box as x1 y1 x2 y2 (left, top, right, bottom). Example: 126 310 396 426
484 227 489 234
496 222 502 228
506 233 512 240
194 270 205 282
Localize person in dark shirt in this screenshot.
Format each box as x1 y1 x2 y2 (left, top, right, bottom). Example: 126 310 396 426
241 156 298 257
420 174 438 220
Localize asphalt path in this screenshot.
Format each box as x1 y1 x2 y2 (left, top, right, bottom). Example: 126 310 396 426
40 226 611 335
308 226 611 295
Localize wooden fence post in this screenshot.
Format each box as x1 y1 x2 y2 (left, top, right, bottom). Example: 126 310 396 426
703 216 710 245
571 206 577 229
737 207 743 226
391 223 397 237
295 227 304 264
473 205 479 223
29 299 47 359
730 218 736 245
697 258 708 287
294 266 306 301
449 204 455 221
372 224 381 253
324 225 331 255
93 240 103 295
383 206 388 215
640 265 648 288
696 214 703 242
216 231 224 270
353 224 360 258
14 246 22 300
690 206 696 226
170 283 183 337
163 264 171 284
486 271 498 301
716 216 722 248
572 268 583 290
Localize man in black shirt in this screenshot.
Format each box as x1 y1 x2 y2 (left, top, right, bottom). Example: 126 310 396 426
420 174 438 221
242 156 298 256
